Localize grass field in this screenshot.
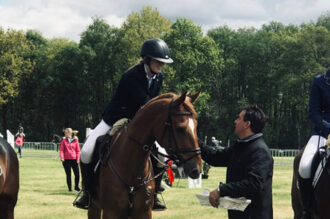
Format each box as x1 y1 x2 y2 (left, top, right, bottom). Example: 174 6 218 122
14 149 294 219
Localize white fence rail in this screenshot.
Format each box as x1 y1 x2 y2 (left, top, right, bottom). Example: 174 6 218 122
22 142 300 157
270 149 299 157
23 142 60 151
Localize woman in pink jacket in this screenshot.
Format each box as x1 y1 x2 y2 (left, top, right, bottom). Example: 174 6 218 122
15 132 24 158
60 128 81 192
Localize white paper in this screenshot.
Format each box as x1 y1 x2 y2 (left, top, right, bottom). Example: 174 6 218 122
196 190 251 212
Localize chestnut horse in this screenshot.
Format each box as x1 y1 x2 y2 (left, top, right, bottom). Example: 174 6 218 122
0 137 19 219
87 92 202 219
292 145 330 219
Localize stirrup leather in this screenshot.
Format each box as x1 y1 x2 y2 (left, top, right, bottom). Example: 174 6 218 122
73 190 91 209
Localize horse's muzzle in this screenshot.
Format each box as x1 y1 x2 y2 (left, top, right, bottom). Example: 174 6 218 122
183 160 201 179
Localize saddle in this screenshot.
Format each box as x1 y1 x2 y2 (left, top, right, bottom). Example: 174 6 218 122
312 146 330 188
94 118 130 172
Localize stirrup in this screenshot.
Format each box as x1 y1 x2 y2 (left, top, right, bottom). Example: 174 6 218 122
73 190 90 210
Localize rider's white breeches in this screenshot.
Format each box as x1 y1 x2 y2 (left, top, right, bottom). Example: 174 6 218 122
298 135 326 179
81 120 112 164
155 141 168 168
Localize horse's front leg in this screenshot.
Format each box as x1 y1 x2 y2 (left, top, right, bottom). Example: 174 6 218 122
88 201 101 219
0 205 14 219
131 184 154 219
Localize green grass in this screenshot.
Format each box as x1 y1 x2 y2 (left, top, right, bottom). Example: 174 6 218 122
15 151 294 219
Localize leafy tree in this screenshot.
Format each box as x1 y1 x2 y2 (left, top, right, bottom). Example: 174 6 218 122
113 6 172 81
0 28 34 135
79 17 121 126
164 18 224 138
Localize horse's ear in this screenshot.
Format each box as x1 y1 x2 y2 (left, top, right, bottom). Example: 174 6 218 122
173 92 188 107
188 91 200 103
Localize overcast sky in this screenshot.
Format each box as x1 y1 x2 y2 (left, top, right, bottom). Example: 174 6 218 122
0 0 329 41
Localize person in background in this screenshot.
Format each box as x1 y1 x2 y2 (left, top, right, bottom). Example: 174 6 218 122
15 133 24 158
298 68 330 218
60 128 81 192
211 136 220 147
201 105 273 219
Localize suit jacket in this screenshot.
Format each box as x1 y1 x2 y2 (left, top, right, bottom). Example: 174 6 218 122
201 133 274 219
102 63 163 126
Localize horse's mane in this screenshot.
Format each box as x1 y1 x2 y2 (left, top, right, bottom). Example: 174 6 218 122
141 92 197 117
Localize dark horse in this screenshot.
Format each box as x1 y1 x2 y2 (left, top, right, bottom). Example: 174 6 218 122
0 137 19 219
87 92 202 219
292 143 330 219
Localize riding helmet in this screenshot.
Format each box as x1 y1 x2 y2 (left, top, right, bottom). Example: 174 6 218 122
140 38 173 64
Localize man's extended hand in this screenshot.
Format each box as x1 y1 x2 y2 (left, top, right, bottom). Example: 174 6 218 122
209 189 220 208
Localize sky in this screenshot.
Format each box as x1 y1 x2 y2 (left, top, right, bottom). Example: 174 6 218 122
0 0 329 41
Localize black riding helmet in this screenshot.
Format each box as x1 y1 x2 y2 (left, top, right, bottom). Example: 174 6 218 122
140 38 173 64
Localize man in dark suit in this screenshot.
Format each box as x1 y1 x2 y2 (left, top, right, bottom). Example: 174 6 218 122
201 105 273 219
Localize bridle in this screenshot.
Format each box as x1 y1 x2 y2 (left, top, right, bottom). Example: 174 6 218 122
156 98 201 166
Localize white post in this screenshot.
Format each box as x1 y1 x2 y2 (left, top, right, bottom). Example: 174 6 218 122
188 174 202 188
6 129 15 149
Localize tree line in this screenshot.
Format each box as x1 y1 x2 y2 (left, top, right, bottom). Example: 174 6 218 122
1 7 329 149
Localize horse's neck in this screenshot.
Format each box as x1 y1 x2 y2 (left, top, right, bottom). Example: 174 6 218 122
110 126 152 183
111 102 165 181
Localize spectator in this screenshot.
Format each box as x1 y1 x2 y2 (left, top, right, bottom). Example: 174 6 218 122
15 133 24 158
60 128 81 192
211 136 220 147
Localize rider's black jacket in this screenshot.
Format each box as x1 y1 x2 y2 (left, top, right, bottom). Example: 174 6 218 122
102 63 163 126
201 133 274 219
309 69 330 138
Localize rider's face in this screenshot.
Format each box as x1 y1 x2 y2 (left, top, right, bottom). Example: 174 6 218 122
150 59 164 73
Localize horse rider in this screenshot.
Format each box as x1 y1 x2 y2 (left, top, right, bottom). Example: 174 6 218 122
298 68 330 218
73 38 173 210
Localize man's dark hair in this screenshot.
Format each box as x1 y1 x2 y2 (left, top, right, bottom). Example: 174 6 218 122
242 105 267 133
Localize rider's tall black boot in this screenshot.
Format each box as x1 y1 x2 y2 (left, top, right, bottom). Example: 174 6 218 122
152 167 166 211
73 162 94 210
155 169 165 193
297 174 313 219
